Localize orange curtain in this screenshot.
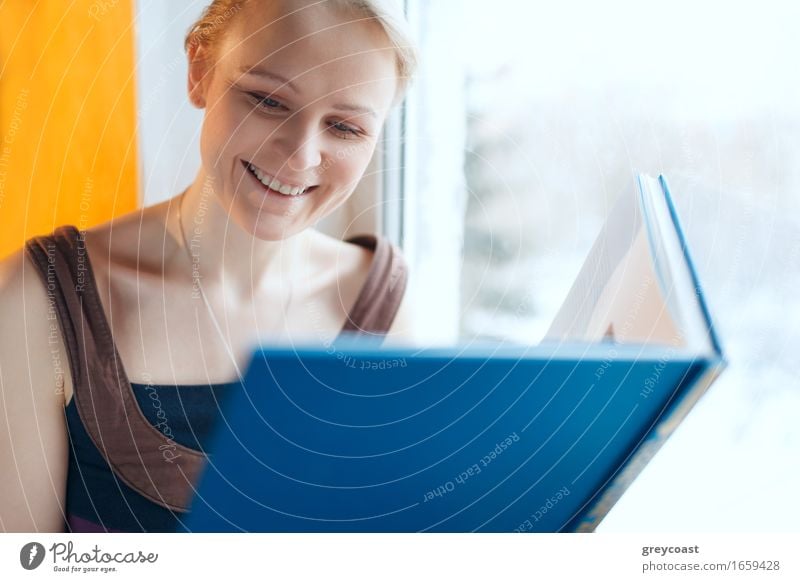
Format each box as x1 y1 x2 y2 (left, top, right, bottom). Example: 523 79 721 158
0 0 139 258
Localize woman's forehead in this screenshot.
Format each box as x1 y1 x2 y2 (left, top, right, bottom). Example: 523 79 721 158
221 1 397 106
227 0 392 62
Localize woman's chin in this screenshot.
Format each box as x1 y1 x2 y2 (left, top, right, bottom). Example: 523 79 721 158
241 210 308 242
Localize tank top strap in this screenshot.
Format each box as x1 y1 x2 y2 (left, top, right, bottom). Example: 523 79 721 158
24 225 205 513
24 226 87 392
339 234 408 338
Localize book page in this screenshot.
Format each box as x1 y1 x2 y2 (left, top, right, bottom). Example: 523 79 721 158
584 229 684 346
638 175 715 353
545 182 684 347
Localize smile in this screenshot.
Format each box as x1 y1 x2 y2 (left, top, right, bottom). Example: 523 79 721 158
242 160 315 197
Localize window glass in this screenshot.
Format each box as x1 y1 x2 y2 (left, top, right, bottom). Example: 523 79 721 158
405 0 800 530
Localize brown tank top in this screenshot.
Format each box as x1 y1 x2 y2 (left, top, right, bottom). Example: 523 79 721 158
24 224 408 513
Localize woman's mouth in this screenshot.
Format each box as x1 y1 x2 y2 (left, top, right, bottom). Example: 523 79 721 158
242 160 316 198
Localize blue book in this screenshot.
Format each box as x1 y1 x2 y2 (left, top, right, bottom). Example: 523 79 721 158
187 174 725 532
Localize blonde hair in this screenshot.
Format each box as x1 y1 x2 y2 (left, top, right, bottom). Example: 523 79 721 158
184 0 418 96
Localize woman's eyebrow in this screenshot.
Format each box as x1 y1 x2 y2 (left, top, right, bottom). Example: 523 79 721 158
332 103 377 120
238 65 300 93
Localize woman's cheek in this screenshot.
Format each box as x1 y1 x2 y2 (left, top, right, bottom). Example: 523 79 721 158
335 140 375 178
200 106 235 166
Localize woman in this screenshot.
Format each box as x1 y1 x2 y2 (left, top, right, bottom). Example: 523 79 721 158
0 0 417 532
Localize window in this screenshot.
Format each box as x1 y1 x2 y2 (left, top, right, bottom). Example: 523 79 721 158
401 0 800 530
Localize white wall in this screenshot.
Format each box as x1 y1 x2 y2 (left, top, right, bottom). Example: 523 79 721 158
134 0 207 206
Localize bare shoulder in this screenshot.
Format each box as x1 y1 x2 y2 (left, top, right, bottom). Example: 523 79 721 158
0 247 70 531
0 246 36 308
0 248 36 323
309 228 374 264
0 244 73 404
306 229 374 290
80 202 172 276
0 247 65 387
305 229 416 344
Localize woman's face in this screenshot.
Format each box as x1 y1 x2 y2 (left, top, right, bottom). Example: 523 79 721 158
188 0 398 240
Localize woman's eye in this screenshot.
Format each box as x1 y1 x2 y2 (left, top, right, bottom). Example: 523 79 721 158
332 122 359 137
249 93 285 111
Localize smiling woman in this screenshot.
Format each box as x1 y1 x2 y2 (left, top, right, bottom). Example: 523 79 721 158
185 0 405 241
0 0 418 533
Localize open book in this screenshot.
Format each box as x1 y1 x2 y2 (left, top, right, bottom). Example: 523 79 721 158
542 173 726 529
547 174 720 356
187 174 725 533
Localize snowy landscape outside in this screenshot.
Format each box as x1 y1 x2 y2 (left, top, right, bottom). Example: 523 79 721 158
451 0 799 530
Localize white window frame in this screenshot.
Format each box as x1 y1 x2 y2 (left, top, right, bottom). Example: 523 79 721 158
388 0 468 344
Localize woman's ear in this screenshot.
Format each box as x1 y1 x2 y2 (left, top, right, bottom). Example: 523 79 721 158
187 41 214 109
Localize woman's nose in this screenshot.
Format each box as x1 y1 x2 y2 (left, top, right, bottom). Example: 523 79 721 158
277 124 322 173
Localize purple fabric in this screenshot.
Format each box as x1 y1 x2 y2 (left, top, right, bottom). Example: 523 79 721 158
67 514 121 533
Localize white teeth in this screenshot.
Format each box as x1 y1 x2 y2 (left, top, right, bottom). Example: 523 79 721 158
246 162 308 196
